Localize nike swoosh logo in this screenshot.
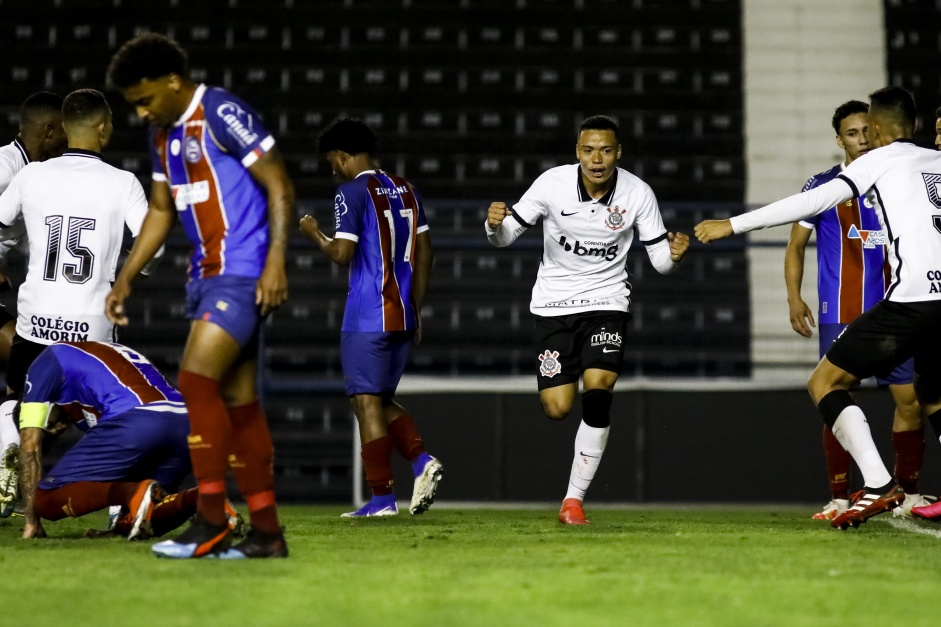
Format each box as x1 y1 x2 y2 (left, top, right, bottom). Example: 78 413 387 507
579 451 601 458
602 347 619 353
560 211 578 216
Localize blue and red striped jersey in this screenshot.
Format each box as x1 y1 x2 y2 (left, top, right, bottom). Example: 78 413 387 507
149 84 274 281
333 170 429 332
800 163 890 324
23 342 185 431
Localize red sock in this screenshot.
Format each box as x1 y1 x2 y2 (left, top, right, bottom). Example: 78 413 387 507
228 401 280 534
361 436 394 497
34 481 137 521
177 370 232 527
150 488 199 537
822 425 851 500
387 414 426 462
893 427 924 494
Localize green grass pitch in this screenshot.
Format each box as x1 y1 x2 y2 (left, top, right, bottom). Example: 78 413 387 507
2 505 941 626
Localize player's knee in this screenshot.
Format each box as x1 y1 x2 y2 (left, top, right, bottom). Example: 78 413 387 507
914 372 941 407
541 397 571 420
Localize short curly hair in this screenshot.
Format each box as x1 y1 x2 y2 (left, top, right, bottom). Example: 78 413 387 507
318 118 377 156
107 33 188 89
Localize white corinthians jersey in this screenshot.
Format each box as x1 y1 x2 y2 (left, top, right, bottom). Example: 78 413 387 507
0 149 148 344
0 138 32 259
844 141 941 302
732 139 941 304
487 164 679 315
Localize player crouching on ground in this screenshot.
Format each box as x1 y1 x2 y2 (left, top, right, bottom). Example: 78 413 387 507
299 118 443 517
18 341 242 540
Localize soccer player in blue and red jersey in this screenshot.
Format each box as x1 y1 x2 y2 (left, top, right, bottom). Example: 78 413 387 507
784 100 927 520
300 118 443 517
105 34 291 558
18 342 200 540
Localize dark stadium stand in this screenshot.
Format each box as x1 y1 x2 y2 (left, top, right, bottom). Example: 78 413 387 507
0 0 746 500
884 0 941 147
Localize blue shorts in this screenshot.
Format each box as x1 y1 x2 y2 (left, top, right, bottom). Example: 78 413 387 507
185 275 261 347
340 331 414 396
39 408 192 491
819 323 914 386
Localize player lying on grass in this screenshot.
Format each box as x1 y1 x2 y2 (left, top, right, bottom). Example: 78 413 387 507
18 341 241 540
695 87 941 530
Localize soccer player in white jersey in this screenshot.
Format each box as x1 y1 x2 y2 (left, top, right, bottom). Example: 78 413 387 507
0 91 67 517
784 101 927 521
0 89 153 399
486 115 690 525
696 87 941 529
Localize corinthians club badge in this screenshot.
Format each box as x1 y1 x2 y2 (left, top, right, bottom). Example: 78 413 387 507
538 350 562 377
605 206 627 231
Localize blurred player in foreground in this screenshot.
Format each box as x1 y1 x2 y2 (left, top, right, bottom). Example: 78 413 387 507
300 118 442 517
784 100 928 520
696 87 941 530
18 341 241 541
486 115 689 525
107 34 292 558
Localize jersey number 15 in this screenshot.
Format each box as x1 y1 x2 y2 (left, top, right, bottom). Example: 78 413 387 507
44 215 96 284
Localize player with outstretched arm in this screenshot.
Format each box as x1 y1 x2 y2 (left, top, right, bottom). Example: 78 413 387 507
696 87 941 529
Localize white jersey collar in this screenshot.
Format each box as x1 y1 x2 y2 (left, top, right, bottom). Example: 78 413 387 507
12 137 29 164
576 167 618 205
174 84 207 128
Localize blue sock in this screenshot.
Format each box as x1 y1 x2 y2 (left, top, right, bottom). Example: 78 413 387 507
412 452 433 477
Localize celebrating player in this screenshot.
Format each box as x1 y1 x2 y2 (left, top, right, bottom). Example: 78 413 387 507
106 34 292 558
696 87 941 529
784 100 928 520
485 115 689 525
0 91 68 517
299 118 443 517
17 341 239 541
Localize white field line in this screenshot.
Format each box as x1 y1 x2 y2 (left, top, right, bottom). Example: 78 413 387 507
879 516 941 539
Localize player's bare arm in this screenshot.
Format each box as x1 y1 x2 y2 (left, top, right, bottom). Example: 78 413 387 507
106 181 176 326
19 426 45 539
668 231 690 262
299 215 357 265
784 223 816 337
411 231 433 345
248 148 294 316
487 202 510 229
693 219 733 244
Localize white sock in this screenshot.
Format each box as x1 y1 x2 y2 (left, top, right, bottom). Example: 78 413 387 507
831 405 892 488
564 421 610 501
0 399 18 452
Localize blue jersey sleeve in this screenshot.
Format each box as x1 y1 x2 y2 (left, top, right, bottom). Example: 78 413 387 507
202 87 275 167
334 181 368 242
23 347 65 404
801 175 821 227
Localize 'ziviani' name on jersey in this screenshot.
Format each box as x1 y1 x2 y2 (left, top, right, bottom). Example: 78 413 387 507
374 184 409 197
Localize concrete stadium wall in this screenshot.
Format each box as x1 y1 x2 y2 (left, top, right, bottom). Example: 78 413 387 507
383 387 941 503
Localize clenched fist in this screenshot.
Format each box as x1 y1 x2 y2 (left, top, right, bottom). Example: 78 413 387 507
487 202 510 229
